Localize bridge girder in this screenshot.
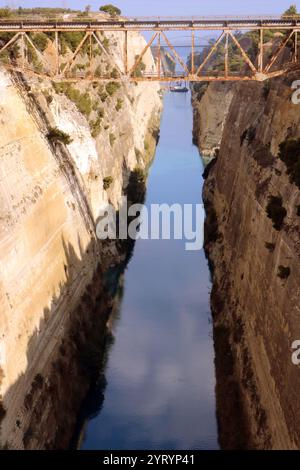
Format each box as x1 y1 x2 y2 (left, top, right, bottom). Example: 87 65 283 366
0 21 298 83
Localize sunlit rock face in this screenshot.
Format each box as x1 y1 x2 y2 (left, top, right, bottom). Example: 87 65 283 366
192 82 235 157
196 71 300 449
0 30 162 449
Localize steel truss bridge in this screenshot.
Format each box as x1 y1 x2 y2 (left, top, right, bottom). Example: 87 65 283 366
0 16 299 82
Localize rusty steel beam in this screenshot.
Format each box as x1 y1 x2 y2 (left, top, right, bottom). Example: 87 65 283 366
0 32 20 54
264 30 295 72
24 32 52 73
195 31 225 76
191 30 195 74
228 31 257 73
4 62 289 83
160 31 189 75
258 28 264 72
0 21 297 84
61 32 90 75
129 31 158 76
91 32 123 77
124 30 128 74
157 32 161 78
225 32 229 77
20 32 25 69
55 31 59 76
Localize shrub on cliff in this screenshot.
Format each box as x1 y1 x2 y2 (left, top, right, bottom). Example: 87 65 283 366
266 195 287 230
109 132 116 146
47 127 73 145
278 138 300 189
277 265 291 279
0 8 12 18
133 56 146 77
60 32 86 54
126 167 147 204
115 98 123 111
265 242 276 252
32 32 49 52
99 4 121 17
103 176 113 190
106 81 120 96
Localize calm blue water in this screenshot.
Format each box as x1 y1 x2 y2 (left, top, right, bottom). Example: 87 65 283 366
80 90 218 450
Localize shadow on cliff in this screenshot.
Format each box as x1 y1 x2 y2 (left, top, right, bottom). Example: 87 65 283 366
0 232 135 449
0 166 148 450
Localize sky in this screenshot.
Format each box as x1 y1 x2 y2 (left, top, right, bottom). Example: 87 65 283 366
2 0 300 16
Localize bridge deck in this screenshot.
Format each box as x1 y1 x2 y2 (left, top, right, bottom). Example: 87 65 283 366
0 18 299 32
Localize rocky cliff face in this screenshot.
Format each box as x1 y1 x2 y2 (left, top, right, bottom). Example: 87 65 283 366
0 32 161 449
192 82 235 157
195 71 300 449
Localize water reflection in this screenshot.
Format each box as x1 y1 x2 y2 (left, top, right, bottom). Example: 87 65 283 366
80 91 218 450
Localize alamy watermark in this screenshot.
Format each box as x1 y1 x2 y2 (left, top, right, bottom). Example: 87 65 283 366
291 341 300 365
291 80 300 104
96 197 204 251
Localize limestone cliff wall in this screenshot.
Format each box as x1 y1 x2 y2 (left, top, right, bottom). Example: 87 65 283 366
192 82 235 157
198 70 300 449
0 32 162 449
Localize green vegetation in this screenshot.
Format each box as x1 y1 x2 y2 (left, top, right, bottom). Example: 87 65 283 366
47 127 73 145
109 132 116 146
0 49 10 64
90 108 104 138
192 82 209 101
103 176 113 190
27 44 42 71
278 138 300 189
277 265 291 279
115 98 123 111
106 81 120 96
110 67 119 79
60 32 86 54
101 36 110 50
32 33 49 52
94 65 103 78
134 147 142 160
127 167 147 204
0 8 12 18
283 5 298 16
133 56 146 77
266 195 287 230
265 242 275 252
99 4 121 17
90 117 102 138
53 83 92 117
100 91 108 102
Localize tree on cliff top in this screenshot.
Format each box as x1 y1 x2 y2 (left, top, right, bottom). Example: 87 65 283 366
283 5 298 16
99 4 121 17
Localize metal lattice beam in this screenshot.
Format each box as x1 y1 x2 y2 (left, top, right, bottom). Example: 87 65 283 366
0 22 298 82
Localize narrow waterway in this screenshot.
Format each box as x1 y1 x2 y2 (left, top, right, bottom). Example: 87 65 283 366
80 90 218 450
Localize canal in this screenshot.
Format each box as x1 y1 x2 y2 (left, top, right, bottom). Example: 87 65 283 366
80 90 218 450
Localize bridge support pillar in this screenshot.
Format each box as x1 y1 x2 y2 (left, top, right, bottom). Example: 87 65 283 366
258 29 264 72
124 30 128 74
